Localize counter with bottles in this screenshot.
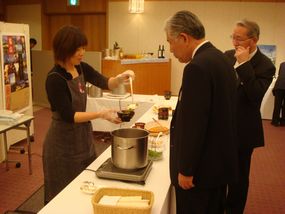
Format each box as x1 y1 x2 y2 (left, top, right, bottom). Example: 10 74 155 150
102 58 171 95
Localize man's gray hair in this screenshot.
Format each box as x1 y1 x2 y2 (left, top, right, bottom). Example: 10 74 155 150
164 10 205 39
236 19 260 39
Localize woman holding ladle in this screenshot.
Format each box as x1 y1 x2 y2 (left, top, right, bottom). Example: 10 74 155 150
42 25 135 204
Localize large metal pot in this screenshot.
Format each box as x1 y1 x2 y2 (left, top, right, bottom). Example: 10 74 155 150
111 128 149 169
86 83 102 98
112 83 126 95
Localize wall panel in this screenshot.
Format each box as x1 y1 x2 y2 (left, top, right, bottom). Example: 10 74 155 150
6 4 42 50
41 0 107 50
44 0 106 14
46 14 106 51
0 1 4 21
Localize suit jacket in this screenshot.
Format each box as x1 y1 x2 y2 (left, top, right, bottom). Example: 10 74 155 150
273 62 285 90
224 49 275 149
170 42 238 188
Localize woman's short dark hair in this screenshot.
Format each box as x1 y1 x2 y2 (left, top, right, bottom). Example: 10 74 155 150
53 25 87 63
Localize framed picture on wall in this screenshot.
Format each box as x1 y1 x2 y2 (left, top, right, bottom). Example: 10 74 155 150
258 44 276 65
0 33 30 112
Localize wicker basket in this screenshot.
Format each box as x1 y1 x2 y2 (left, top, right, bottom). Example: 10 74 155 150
92 187 154 214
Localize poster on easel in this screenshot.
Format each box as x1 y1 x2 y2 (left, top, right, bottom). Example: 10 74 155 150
0 33 30 112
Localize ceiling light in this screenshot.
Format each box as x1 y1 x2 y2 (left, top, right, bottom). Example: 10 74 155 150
129 0 144 14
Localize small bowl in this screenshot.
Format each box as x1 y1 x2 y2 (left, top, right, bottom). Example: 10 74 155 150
133 122 145 129
117 110 135 122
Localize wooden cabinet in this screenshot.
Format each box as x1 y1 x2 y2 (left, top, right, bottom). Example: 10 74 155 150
102 59 171 95
0 0 4 20
40 0 107 51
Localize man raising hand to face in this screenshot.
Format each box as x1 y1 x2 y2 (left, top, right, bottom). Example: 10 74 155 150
225 19 275 214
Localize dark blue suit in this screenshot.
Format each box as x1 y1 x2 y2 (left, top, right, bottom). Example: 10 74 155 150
224 48 275 214
170 42 238 213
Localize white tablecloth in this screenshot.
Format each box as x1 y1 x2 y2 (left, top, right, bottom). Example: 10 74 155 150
86 93 177 132
260 79 275 120
38 95 178 214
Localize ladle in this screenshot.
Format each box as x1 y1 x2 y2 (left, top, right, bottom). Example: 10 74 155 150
118 98 122 128
153 132 163 153
129 76 134 104
155 132 163 143
118 98 122 111
127 76 138 110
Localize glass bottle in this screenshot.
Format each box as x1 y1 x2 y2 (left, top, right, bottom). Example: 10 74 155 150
158 45 162 58
161 45 165 58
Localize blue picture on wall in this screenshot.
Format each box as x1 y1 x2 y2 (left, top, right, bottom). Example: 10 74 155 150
258 45 276 65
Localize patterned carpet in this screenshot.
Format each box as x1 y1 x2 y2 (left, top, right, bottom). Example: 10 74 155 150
244 121 285 214
0 108 48 214
0 108 111 214
0 107 284 213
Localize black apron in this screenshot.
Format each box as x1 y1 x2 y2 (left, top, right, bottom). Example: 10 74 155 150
43 72 96 203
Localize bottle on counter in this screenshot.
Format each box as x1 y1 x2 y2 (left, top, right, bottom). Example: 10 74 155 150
119 48 124 59
113 42 121 60
158 45 165 58
158 45 162 58
161 45 165 58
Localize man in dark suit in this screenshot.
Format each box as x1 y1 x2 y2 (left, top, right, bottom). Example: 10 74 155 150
272 62 285 126
165 10 238 214
224 19 276 214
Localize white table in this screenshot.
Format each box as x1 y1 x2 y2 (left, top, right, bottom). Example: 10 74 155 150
0 115 34 174
38 96 178 214
260 79 275 120
86 93 176 132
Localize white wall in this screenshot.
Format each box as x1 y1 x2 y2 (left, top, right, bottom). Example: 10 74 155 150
109 1 285 95
5 1 285 95
6 4 42 50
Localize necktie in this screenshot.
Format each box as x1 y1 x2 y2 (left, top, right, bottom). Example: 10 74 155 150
234 61 241 86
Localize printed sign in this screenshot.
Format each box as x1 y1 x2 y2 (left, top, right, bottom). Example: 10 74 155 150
1 34 30 111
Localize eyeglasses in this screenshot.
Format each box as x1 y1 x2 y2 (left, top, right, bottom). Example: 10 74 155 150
230 35 252 43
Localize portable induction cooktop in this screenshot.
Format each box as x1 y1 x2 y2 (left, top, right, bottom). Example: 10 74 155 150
95 158 153 184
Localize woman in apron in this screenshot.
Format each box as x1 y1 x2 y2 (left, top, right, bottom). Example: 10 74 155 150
43 25 134 204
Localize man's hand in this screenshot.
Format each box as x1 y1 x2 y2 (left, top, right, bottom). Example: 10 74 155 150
178 173 195 190
235 46 250 64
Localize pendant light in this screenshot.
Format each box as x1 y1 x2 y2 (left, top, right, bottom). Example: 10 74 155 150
129 0 144 14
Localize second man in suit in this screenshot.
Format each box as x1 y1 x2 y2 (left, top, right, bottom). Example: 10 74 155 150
224 19 276 214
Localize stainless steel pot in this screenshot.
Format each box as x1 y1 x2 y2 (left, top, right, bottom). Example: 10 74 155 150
111 128 149 169
112 83 126 95
86 83 102 98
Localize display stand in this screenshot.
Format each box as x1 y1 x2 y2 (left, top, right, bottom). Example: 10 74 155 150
0 22 34 162
0 115 34 174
